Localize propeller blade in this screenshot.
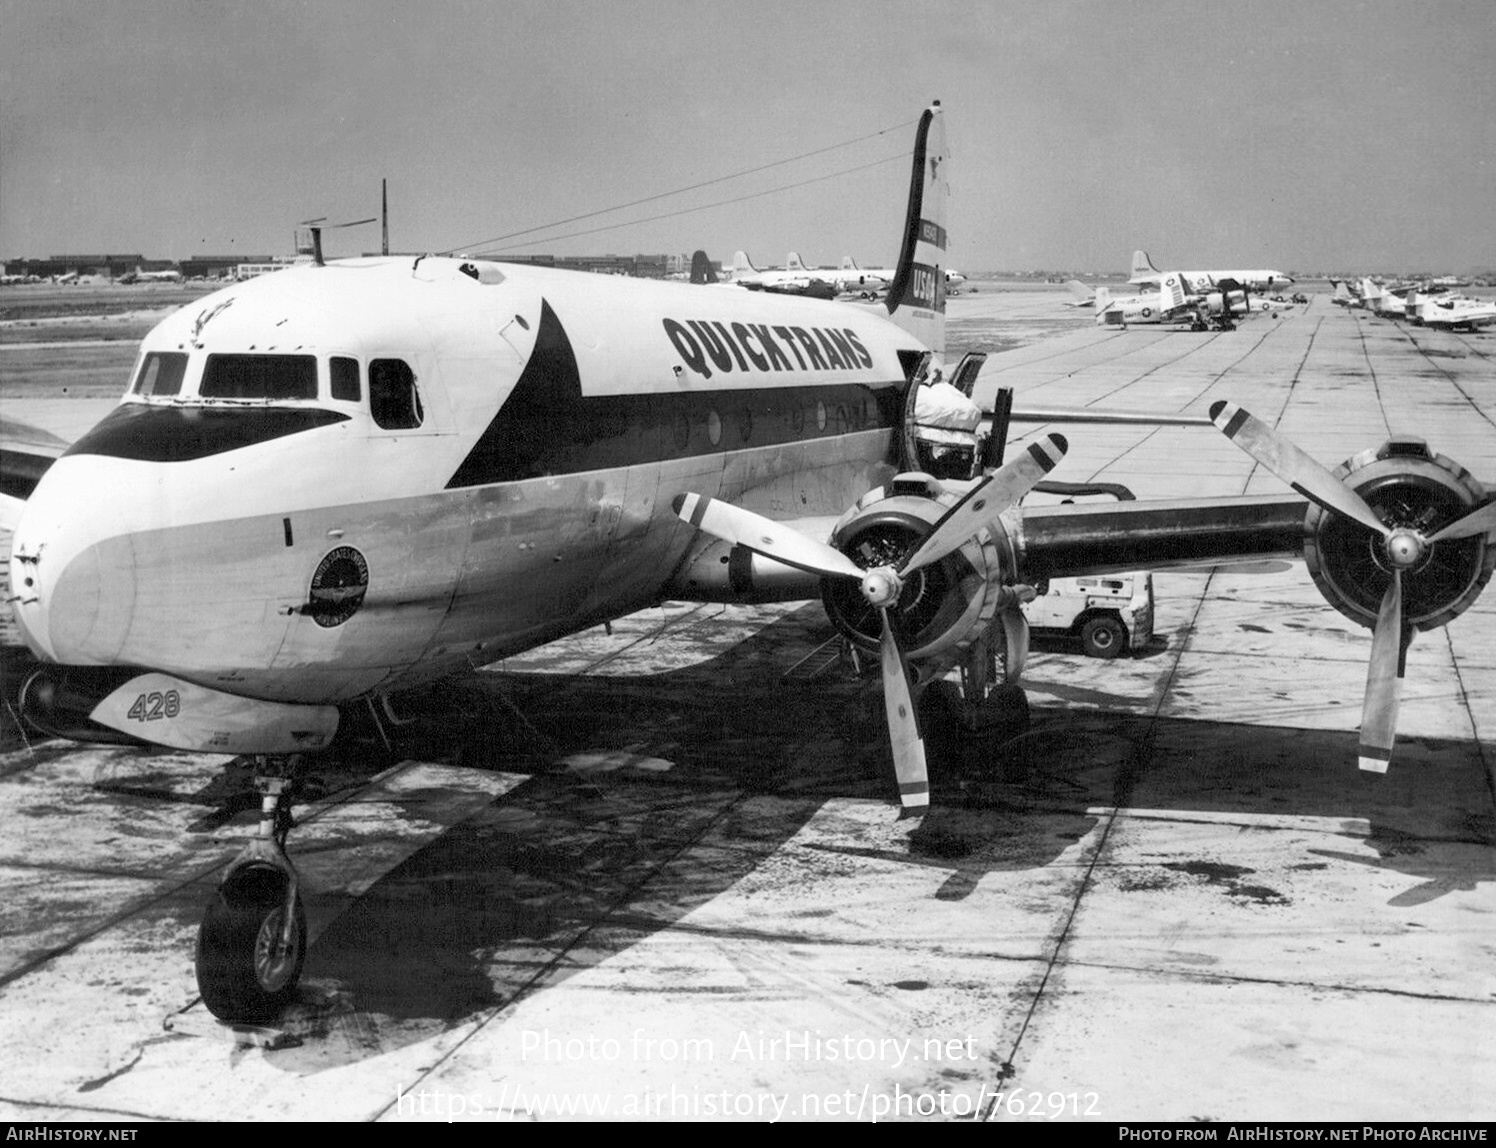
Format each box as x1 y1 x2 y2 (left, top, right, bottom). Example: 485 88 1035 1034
1427 501 1496 544
1358 571 1404 774
673 493 864 580
900 433 1069 576
879 609 929 811
1209 401 1392 538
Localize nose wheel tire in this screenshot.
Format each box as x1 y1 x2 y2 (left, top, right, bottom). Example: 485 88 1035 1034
195 865 306 1023
1080 615 1127 659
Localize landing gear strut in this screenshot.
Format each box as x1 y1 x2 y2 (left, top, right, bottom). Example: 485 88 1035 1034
195 755 307 1023
918 621 1032 782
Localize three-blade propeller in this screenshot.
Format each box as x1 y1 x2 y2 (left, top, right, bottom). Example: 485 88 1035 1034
673 432 1068 811
1210 400 1493 773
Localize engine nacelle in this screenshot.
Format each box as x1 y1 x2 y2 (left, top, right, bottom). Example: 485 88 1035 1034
1304 438 1494 631
820 473 1016 668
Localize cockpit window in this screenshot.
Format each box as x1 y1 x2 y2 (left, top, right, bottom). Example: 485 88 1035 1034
330 356 361 402
132 352 188 397
369 358 423 429
200 354 317 400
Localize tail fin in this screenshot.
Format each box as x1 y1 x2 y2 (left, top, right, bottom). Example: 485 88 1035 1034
1161 275 1186 313
884 102 949 357
1131 250 1160 281
1064 279 1094 303
731 251 758 274
689 250 718 285
1094 286 1112 313
786 252 808 272
840 255 860 272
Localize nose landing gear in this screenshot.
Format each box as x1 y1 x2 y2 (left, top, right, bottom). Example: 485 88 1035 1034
195 757 307 1023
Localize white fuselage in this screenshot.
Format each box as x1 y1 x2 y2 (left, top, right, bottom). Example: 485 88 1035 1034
9 257 922 706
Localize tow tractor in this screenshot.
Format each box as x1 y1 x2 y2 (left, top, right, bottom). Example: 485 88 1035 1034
1022 571 1154 657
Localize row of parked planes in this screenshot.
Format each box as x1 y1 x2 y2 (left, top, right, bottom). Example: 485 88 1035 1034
1326 275 1496 331
1061 252 1491 334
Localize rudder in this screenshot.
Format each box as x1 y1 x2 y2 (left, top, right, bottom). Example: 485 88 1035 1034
884 102 949 358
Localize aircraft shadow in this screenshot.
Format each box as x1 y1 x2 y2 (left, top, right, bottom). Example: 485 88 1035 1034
261 607 1493 1073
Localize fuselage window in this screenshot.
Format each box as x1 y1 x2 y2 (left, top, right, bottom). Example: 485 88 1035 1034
369 358 423 429
132 351 188 397
201 354 317 400
330 356 361 402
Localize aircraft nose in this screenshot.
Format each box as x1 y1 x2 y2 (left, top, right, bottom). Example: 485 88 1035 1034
8 457 138 665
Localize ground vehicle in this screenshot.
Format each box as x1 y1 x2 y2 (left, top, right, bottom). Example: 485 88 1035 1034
1022 573 1154 657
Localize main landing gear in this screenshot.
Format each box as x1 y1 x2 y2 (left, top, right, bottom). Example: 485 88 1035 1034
195 755 307 1023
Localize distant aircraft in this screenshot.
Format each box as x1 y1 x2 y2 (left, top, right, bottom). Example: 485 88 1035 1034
1415 293 1496 331
723 251 839 298
118 267 184 285
839 255 896 298
1092 275 1191 325
1130 250 1293 294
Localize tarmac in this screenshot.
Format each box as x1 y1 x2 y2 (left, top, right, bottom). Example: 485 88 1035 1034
0 289 1492 1122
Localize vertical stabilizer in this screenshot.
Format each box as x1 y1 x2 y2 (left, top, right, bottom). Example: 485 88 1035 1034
884 103 949 358
840 255 860 272
732 251 758 274
1131 250 1160 281
690 250 718 285
786 252 808 271
1161 275 1186 313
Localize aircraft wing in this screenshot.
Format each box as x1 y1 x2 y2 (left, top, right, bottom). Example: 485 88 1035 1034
1 417 70 523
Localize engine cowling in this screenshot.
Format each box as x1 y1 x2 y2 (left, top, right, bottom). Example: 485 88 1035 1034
819 474 1016 667
1303 438 1494 632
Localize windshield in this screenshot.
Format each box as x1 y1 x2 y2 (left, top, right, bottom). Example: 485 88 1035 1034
131 352 188 397
200 354 317 400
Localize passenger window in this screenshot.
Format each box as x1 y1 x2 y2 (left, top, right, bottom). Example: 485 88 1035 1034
369 359 423 430
132 352 188 397
330 356 361 402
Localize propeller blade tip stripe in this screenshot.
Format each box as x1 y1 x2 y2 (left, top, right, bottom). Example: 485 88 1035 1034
1027 440 1060 472
1218 405 1249 438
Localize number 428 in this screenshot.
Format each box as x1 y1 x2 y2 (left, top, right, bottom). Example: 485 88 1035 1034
126 690 181 721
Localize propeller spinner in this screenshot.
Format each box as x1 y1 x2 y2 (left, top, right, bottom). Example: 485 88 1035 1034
673 432 1068 810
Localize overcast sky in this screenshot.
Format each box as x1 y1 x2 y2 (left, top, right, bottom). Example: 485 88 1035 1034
2 1 1492 273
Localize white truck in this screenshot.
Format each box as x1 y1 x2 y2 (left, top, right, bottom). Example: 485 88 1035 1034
1022 572 1154 658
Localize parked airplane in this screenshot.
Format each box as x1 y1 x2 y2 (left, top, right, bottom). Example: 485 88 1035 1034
1091 275 1191 325
1415 293 1496 331
4 102 1494 1026
1130 250 1294 294
723 251 838 298
839 255 896 297
118 266 184 284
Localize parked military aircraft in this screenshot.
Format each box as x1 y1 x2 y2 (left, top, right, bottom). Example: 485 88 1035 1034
1091 275 1190 325
1130 250 1294 294
722 251 839 297
4 102 1494 1027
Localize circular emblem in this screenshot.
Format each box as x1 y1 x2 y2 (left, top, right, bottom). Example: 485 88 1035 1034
1142 307 1153 318
308 546 368 628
